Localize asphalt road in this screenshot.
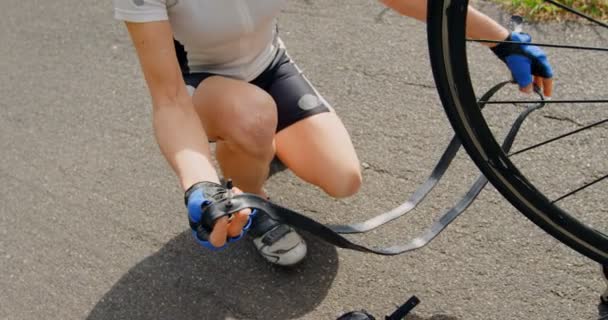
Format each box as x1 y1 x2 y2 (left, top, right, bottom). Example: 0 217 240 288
1 1 607 319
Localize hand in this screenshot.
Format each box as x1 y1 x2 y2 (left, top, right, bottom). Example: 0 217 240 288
185 181 253 249
491 32 554 97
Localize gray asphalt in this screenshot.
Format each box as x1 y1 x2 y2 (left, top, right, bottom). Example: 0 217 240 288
1 0 607 319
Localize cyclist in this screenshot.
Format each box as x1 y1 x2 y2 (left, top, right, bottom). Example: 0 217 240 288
113 0 553 266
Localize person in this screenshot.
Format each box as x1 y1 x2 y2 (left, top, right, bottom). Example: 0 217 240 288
113 0 553 266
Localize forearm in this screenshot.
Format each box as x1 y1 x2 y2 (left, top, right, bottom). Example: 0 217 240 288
124 21 219 191
152 89 220 190
381 0 509 46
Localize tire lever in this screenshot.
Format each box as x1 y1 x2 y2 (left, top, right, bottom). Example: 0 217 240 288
385 296 420 320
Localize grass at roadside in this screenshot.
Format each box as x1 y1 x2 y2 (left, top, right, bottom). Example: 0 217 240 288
493 0 608 22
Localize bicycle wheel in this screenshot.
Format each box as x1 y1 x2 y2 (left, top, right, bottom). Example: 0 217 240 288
427 0 608 264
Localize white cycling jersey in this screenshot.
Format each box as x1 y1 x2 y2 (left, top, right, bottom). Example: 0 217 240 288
114 0 287 81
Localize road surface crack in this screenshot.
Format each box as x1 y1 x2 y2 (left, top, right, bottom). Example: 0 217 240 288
338 65 436 90
542 114 584 127
362 162 414 181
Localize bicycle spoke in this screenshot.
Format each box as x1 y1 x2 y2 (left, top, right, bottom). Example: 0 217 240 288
508 118 608 156
479 99 608 105
542 0 608 30
552 174 608 203
428 0 608 264
468 39 608 53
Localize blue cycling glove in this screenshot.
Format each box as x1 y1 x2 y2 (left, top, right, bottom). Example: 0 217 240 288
184 181 254 250
491 32 553 89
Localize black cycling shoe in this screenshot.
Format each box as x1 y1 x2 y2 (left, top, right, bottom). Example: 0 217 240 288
336 310 376 320
248 210 307 266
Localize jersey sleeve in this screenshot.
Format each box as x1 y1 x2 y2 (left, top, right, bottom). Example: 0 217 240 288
114 0 168 22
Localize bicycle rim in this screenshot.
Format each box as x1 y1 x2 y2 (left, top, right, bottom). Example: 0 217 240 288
427 0 608 264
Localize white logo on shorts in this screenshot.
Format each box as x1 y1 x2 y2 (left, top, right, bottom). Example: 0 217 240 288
298 94 321 111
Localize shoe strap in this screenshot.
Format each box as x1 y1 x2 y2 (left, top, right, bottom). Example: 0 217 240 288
261 224 291 246
249 211 278 237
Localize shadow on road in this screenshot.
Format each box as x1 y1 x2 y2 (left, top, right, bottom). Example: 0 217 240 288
599 301 608 320
87 231 338 320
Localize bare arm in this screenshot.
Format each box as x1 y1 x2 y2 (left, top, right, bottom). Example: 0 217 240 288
381 0 554 95
125 21 220 190
380 0 510 46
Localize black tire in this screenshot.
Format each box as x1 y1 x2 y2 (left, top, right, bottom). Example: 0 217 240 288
426 0 608 264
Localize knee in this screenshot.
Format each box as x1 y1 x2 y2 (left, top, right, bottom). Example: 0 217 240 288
321 165 363 198
200 78 278 159
230 108 277 159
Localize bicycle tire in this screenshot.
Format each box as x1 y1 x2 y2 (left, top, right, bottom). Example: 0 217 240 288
427 0 608 264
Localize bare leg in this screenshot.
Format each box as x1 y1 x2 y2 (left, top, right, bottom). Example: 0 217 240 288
190 76 308 266
215 140 274 196
191 76 277 196
275 110 362 198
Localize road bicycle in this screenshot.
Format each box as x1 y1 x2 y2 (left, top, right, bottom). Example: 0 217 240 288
427 0 607 266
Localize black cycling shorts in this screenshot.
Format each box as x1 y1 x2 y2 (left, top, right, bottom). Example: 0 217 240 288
183 49 331 132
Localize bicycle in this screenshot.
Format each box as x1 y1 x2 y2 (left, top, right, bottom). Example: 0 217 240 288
426 0 607 265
